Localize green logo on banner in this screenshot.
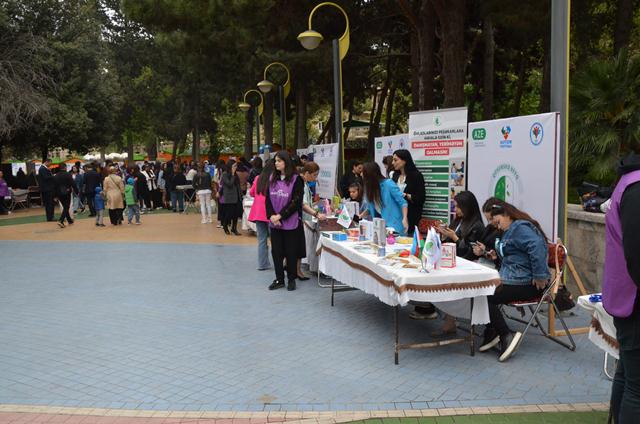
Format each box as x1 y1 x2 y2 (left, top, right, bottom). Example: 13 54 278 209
376 141 382 149
472 128 486 140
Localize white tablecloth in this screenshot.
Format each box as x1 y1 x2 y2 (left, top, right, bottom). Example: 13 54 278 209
317 236 501 325
577 294 619 359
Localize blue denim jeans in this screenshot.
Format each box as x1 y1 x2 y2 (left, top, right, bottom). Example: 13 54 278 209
256 221 271 270
170 190 184 211
127 204 140 224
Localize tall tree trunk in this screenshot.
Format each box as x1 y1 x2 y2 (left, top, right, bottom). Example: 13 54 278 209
614 0 634 53
432 0 466 107
385 83 396 136
192 98 200 162
419 1 436 110
540 33 551 113
100 146 106 163
41 142 49 163
400 0 434 111
294 80 308 148
318 115 333 144
244 108 253 160
263 92 273 146
343 109 353 146
147 138 158 161
171 136 179 161
513 52 527 116
482 15 495 120
410 28 420 111
126 130 134 166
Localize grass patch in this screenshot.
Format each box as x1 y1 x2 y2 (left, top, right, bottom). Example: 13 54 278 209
350 411 607 424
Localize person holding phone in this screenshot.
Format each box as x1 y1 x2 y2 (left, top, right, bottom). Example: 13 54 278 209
472 197 506 269
479 202 550 362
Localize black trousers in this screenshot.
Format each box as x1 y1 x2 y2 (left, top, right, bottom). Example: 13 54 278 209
271 227 300 283
487 283 543 336
108 208 123 225
42 191 55 221
85 193 96 216
611 310 640 423
58 194 73 224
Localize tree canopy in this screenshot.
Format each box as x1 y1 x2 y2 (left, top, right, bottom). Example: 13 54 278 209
0 0 638 183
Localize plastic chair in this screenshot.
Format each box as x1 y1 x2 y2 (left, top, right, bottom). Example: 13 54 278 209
502 242 577 351
9 189 29 211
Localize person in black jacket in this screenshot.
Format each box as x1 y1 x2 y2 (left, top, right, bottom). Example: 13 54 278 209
37 159 56 221
339 160 363 198
472 197 506 270
436 190 485 260
82 164 102 217
53 165 78 228
391 149 425 235
429 191 485 336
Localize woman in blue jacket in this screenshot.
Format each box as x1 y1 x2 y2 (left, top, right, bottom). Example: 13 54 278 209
362 162 408 235
479 202 550 362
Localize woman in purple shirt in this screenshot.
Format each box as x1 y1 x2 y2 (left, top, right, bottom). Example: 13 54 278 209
265 151 304 292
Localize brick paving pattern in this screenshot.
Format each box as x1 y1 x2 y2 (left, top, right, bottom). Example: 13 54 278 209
0 240 612 412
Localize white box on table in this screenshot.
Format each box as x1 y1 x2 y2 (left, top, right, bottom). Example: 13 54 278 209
441 243 457 268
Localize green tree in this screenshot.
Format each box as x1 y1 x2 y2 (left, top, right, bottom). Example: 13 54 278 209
570 49 640 184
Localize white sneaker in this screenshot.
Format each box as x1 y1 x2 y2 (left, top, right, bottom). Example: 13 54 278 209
207 217 212 223
201 219 207 224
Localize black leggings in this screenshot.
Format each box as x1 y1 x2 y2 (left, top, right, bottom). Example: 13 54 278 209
487 283 543 336
271 227 300 283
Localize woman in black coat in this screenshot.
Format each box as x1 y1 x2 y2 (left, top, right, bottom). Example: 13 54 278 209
391 149 425 235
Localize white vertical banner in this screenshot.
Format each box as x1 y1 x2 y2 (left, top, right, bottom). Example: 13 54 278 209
309 143 339 200
374 134 409 177
468 112 560 239
409 107 468 224
11 162 26 176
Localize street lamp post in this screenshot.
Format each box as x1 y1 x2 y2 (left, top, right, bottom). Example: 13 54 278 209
298 2 349 176
238 89 264 156
258 62 291 150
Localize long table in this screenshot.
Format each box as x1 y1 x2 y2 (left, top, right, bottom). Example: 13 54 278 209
317 236 501 364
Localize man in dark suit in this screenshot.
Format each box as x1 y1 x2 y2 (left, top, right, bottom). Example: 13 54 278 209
53 165 77 228
37 158 55 221
82 164 102 216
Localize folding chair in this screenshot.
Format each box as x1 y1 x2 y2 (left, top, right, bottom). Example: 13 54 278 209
9 189 29 211
502 242 577 351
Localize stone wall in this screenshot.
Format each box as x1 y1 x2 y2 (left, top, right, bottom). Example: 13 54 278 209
565 204 605 293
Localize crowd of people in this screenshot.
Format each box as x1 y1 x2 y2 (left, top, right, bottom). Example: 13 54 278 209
23 148 559 365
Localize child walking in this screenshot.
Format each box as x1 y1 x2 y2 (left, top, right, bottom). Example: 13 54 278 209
125 177 141 225
94 186 106 227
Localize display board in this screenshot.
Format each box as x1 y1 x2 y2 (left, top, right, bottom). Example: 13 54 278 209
408 107 468 224
11 162 26 176
468 112 560 239
308 143 339 199
374 134 409 177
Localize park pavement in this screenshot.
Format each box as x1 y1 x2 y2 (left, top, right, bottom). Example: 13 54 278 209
0 210 611 422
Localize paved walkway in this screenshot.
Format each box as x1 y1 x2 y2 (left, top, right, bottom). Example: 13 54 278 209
0 212 612 422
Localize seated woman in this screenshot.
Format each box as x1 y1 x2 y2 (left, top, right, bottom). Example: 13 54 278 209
479 202 550 362
430 191 485 335
472 197 506 269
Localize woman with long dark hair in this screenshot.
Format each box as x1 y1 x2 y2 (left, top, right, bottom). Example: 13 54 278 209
478 201 550 362
265 151 304 291
362 162 408 235
248 160 274 270
429 191 486 335
392 149 425 235
436 191 485 260
220 159 242 235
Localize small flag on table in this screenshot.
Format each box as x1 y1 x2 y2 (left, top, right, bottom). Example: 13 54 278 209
337 204 352 228
411 225 422 257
